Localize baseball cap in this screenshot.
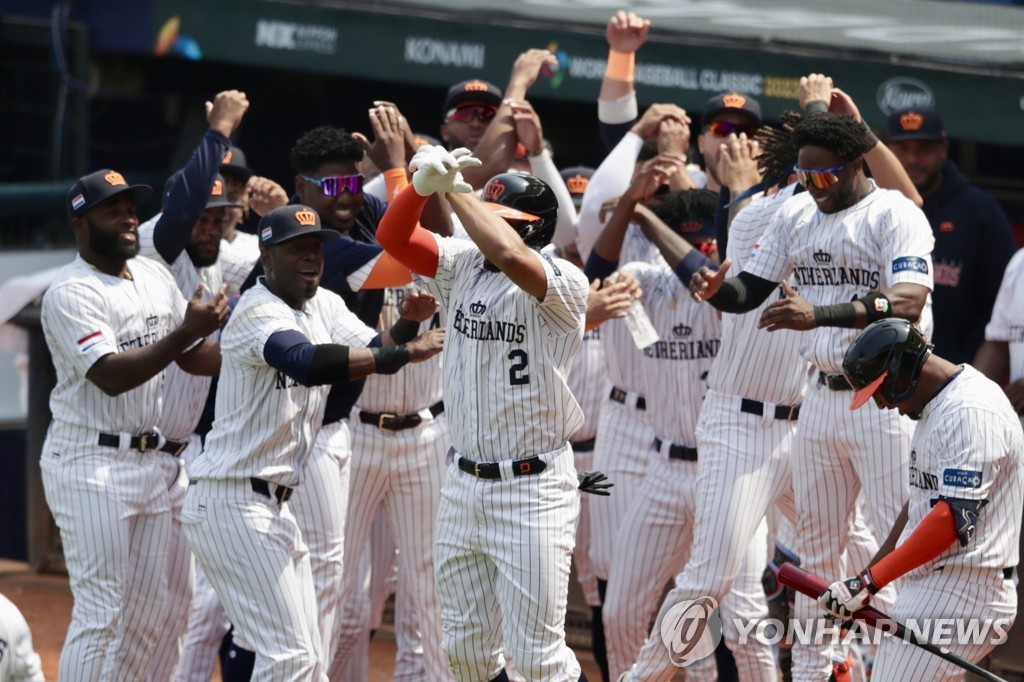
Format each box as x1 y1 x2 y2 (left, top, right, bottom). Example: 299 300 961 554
220 146 254 181
162 172 243 210
701 92 762 128
258 205 341 247
68 169 152 219
559 166 594 210
443 79 503 117
886 106 946 142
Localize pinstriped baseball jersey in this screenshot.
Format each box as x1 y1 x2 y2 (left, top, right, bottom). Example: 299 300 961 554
137 215 221 440
711 185 811 405
986 249 1024 384
423 234 588 462
746 182 935 373
355 284 444 413
219 231 261 298
901 365 1024 575
188 279 376 486
621 260 720 445
568 325 610 443
42 254 187 448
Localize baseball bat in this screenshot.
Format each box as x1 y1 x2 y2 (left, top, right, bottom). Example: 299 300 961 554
778 563 1009 682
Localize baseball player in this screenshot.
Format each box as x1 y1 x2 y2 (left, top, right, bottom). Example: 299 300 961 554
181 204 443 680
976 247 1024 425
690 112 934 680
378 148 599 680
0 593 44 682
132 90 247 682
819 318 1024 680
41 169 228 681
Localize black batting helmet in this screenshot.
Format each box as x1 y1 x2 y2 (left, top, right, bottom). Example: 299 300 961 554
843 319 932 410
481 173 558 250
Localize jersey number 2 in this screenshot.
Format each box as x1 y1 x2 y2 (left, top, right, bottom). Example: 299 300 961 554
508 349 530 385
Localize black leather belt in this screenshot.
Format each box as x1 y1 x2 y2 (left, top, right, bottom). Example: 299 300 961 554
571 437 596 453
359 401 444 431
653 437 698 462
740 398 800 421
250 477 293 503
457 456 546 480
934 565 1015 580
98 432 187 456
609 386 646 410
818 372 853 391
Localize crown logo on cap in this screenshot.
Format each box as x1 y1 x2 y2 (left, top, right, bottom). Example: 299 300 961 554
672 323 692 338
469 301 486 315
900 112 924 131
566 175 589 194
464 80 489 92
484 181 506 202
295 209 317 227
722 93 747 108
678 220 703 233
212 179 224 196
222 150 233 164
104 171 127 186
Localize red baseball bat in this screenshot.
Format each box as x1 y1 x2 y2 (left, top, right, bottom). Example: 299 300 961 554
777 563 1008 682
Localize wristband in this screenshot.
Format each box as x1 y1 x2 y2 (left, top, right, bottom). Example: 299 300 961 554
858 569 880 595
805 100 829 117
862 122 880 147
857 292 892 322
389 317 420 345
606 49 635 81
812 302 857 328
371 345 411 373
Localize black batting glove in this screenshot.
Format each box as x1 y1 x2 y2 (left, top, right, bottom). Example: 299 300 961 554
578 470 614 496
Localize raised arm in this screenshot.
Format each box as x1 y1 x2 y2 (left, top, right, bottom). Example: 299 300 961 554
154 90 249 262
598 10 650 148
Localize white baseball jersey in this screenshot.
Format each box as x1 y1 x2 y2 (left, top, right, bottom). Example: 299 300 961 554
621 260 719 445
42 254 187 448
746 182 935 373
901 365 1024 574
219 231 261 299
188 279 376 487
138 215 222 440
423 234 588 461
0 593 44 682
568 325 611 444
711 184 811 405
986 248 1024 384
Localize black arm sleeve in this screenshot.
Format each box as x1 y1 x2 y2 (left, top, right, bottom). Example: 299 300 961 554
308 344 352 386
708 271 779 313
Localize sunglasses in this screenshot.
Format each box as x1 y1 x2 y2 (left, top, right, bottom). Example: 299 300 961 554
705 120 756 138
302 174 365 196
793 161 852 190
447 104 497 124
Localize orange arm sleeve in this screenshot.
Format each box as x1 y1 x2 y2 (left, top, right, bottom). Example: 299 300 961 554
867 500 959 589
376 184 439 278
382 168 409 202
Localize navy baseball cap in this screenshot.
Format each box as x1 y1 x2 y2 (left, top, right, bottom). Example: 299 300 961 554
258 205 341 247
886 107 946 142
68 169 152 219
443 79 503 117
162 172 243 210
220 146 254 181
701 92 762 128
559 166 595 209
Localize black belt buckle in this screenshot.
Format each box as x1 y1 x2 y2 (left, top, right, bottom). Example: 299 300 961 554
609 387 626 404
459 456 546 479
136 431 159 453
377 412 398 430
250 477 293 503
775 404 800 421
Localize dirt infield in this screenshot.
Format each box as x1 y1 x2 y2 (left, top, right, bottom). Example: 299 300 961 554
0 559 602 680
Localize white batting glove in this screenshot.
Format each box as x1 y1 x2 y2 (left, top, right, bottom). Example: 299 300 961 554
410 145 457 196
817 572 878 621
448 147 482 193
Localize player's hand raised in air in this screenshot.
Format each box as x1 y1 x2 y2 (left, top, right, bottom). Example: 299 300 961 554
606 10 650 53
400 289 438 323
630 103 690 140
182 283 230 339
690 259 731 302
405 328 445 362
246 176 289 217
354 102 409 173
205 90 249 139
758 280 816 331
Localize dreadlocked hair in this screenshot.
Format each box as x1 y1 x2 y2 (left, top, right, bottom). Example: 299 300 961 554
792 113 875 162
755 111 803 189
290 126 365 174
651 188 718 223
